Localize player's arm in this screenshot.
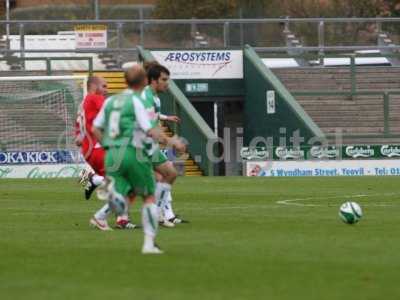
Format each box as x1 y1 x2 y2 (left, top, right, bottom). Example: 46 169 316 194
159 114 180 123
134 99 186 152
74 119 83 146
92 127 103 143
74 104 85 146
92 100 107 143
156 97 180 123
148 127 185 152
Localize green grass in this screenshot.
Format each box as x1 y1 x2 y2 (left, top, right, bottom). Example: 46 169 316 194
1 176 400 300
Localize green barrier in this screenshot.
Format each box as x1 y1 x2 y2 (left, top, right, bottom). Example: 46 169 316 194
137 46 218 176
243 45 325 146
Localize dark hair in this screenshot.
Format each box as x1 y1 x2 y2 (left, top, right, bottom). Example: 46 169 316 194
147 64 170 83
143 61 159 73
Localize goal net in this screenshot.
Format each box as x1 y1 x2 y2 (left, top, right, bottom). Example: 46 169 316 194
0 76 87 159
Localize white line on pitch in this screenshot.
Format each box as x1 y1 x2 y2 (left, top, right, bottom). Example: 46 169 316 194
276 192 400 207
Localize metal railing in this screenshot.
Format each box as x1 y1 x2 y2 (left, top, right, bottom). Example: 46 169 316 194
0 56 93 75
258 52 400 95
0 17 400 60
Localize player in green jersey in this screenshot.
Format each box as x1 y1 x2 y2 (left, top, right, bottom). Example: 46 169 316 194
143 62 188 227
92 65 185 254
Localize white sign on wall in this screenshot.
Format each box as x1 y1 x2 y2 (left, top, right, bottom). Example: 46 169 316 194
245 160 400 177
151 50 243 79
0 164 86 179
74 25 107 49
266 90 276 114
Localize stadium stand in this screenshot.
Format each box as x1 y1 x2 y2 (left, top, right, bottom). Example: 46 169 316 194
0 36 11 71
273 67 400 144
273 67 400 91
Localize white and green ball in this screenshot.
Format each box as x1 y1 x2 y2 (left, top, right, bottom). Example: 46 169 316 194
339 202 363 224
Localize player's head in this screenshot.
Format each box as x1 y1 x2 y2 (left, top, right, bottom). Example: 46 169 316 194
250 165 262 176
124 65 147 91
147 63 170 93
87 76 108 96
143 61 160 73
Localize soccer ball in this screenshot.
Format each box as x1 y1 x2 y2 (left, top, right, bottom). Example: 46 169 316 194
339 202 363 224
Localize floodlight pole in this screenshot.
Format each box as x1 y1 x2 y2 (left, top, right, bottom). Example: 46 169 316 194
94 0 99 20
6 0 10 44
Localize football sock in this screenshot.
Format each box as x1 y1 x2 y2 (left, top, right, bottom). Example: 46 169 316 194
117 203 130 222
155 182 171 220
142 202 159 248
163 191 176 220
94 203 111 220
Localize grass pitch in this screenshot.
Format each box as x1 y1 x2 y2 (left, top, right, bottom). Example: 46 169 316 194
0 176 399 300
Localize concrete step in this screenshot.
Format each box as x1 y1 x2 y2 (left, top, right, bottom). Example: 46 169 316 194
317 117 385 124
321 126 384 134
184 170 203 176
185 165 202 172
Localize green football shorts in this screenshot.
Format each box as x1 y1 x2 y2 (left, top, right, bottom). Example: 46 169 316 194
105 146 155 197
150 148 168 167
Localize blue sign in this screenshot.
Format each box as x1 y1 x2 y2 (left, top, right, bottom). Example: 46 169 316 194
0 150 85 165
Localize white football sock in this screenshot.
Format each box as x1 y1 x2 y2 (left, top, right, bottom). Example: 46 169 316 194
155 182 171 220
117 202 130 222
163 191 176 220
92 174 105 186
94 203 112 220
142 202 159 248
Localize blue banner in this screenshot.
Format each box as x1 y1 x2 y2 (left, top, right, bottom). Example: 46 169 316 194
0 150 85 165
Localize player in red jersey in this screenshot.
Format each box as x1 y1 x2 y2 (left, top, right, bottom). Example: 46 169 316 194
76 76 138 230
75 76 107 200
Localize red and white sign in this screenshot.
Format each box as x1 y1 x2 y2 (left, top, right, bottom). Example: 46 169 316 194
75 25 107 49
244 160 400 177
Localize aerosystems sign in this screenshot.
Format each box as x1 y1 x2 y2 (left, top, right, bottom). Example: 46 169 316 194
151 50 243 79
245 160 400 177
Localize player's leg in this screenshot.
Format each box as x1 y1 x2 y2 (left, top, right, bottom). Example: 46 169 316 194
114 161 139 229
142 194 162 254
127 147 162 254
78 166 92 185
90 148 129 231
153 170 174 227
152 150 176 227
163 189 188 224
153 150 188 225
92 175 131 231
83 148 106 200
115 192 139 230
90 202 113 231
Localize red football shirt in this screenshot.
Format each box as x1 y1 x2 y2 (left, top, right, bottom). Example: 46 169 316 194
76 93 105 157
